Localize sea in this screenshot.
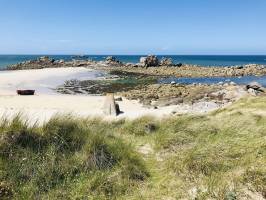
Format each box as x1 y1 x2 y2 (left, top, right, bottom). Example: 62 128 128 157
1 55 266 69
1 55 266 86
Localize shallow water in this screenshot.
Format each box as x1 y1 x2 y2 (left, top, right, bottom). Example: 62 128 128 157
159 75 266 87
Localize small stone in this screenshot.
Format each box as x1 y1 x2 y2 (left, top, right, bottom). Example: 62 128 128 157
144 123 156 134
115 97 123 101
248 88 257 96
171 81 176 85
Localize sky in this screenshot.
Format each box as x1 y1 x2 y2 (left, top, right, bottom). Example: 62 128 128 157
0 0 265 55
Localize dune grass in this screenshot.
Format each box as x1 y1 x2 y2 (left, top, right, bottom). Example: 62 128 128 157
0 97 266 199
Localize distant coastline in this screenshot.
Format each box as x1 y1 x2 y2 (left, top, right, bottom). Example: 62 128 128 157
1 55 266 69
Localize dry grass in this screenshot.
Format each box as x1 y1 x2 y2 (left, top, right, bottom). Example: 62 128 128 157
0 96 266 199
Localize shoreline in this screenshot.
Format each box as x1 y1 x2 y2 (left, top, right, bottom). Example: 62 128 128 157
4 55 266 78
0 61 265 123
0 67 234 123
0 67 106 95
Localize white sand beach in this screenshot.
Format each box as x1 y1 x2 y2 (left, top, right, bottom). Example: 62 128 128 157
0 67 221 124
0 67 106 95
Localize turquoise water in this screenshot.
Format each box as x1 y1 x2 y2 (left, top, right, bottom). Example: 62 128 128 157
1 55 266 69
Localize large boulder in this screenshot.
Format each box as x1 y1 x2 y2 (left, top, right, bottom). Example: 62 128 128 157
246 82 263 91
160 57 173 66
105 56 120 64
39 56 50 62
139 55 159 67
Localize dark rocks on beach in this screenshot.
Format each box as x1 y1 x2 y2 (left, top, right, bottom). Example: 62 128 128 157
175 63 183 67
246 82 263 91
246 81 265 96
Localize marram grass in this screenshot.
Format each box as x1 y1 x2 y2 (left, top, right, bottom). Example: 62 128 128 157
0 97 266 199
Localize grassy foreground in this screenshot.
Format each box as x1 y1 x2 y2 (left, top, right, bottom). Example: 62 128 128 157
0 97 266 199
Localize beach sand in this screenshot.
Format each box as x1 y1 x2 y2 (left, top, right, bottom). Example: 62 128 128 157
0 67 220 124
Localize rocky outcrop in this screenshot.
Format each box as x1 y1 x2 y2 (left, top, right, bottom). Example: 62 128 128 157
246 81 265 96
105 56 120 63
102 63 266 78
6 56 98 70
246 82 264 92
7 56 64 70
104 56 124 66
139 55 160 67
160 57 173 66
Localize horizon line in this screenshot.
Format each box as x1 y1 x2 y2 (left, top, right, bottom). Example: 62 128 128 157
0 54 266 56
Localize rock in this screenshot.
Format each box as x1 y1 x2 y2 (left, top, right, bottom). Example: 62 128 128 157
105 56 120 64
39 56 50 62
103 93 120 116
160 57 173 66
224 86 248 101
175 63 183 67
207 91 225 101
139 55 159 67
170 81 176 85
246 82 263 91
139 57 147 66
58 59 65 64
115 97 123 101
144 123 156 134
248 88 257 96
140 99 152 106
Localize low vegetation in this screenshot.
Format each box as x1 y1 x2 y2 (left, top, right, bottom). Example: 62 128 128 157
0 97 266 199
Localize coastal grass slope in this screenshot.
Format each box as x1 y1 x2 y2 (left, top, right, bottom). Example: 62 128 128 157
0 97 266 199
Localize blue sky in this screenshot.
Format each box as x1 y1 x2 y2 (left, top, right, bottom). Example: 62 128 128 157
0 0 265 55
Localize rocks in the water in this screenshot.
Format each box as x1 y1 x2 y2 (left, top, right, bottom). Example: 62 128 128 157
39 56 50 62
140 55 159 67
103 93 120 116
105 56 121 64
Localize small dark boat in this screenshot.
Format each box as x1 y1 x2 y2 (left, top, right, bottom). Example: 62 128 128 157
17 90 35 95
